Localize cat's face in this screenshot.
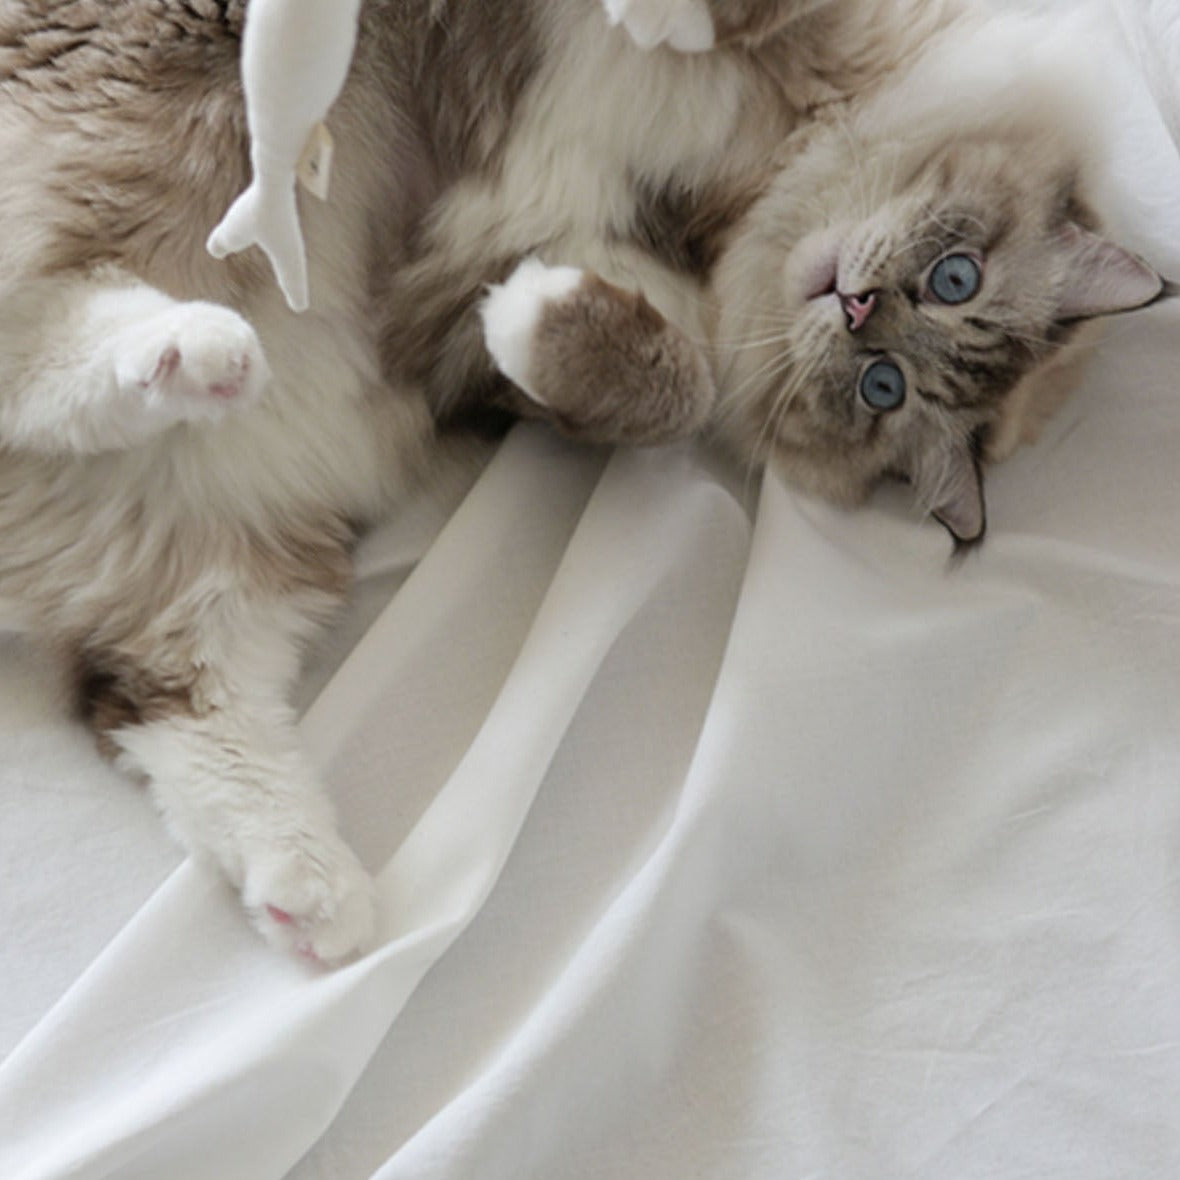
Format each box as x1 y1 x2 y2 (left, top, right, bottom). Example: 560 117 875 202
714 133 1166 544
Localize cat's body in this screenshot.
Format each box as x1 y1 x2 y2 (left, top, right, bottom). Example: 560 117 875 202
0 0 1164 960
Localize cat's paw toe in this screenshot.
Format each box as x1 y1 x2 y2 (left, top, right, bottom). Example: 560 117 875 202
244 839 378 966
481 259 585 404
118 303 269 423
602 0 715 52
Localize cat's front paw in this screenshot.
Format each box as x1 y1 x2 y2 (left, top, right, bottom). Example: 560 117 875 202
482 258 586 404
483 257 716 445
602 0 715 52
115 302 269 426
242 833 378 965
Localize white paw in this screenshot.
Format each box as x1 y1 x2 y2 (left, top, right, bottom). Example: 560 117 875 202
481 259 584 404
115 302 269 425
602 0 715 52
242 833 378 965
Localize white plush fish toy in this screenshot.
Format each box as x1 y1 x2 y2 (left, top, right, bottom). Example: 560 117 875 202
207 0 362 312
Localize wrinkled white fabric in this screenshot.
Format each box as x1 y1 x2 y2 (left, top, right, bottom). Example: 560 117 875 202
3 3 1180 1177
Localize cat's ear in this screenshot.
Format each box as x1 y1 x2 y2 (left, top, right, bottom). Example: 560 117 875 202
1056 224 1167 321
910 441 986 549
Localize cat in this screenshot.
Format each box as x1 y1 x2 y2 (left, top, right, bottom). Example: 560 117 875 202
475 0 1170 545
0 0 1164 963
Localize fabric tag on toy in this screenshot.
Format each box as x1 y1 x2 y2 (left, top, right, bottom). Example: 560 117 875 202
297 122 334 201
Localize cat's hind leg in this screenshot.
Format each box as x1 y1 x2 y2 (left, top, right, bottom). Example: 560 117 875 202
481 258 716 446
79 604 376 964
0 270 267 454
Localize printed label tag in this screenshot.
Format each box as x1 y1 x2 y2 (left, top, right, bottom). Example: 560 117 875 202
296 122 334 201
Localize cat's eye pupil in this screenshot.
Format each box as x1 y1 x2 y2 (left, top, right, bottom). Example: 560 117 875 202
860 359 906 411
929 254 982 304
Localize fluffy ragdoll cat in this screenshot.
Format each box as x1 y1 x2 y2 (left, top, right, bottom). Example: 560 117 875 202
0 0 1166 962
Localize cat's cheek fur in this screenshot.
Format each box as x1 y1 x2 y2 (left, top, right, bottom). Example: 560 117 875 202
986 325 1103 462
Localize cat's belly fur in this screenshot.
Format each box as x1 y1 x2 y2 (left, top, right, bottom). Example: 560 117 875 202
0 305 429 646
0 0 846 681
0 146 430 646
0 3 422 643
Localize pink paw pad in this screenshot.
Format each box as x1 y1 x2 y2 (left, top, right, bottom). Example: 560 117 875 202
209 378 243 400
123 303 268 416
144 347 181 388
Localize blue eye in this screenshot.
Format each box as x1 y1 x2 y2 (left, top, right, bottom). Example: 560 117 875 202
929 253 982 304
860 359 906 411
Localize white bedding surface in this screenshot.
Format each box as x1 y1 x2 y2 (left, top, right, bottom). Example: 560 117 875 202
3 4 1180 1178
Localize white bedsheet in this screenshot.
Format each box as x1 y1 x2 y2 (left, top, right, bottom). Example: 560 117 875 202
3 3 1180 1177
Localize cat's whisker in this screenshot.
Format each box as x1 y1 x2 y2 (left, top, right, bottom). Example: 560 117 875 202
832 109 873 222
740 351 800 498
740 320 829 489
888 232 944 262
924 204 988 246
863 142 899 224
724 329 797 353
715 342 802 443
722 348 796 414
723 313 797 337
770 346 826 439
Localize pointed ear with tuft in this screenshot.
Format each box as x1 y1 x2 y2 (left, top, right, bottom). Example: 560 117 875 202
1056 224 1168 321
910 441 987 549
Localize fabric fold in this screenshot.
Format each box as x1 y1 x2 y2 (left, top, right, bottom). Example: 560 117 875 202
0 429 752 1180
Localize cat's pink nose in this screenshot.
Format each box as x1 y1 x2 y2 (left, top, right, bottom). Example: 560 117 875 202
839 290 878 333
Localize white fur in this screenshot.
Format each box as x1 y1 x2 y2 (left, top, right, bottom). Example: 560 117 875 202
113 300 268 417
113 601 377 962
0 279 266 453
481 259 585 403
602 0 715 52
428 6 781 363
428 6 786 275
852 9 1109 160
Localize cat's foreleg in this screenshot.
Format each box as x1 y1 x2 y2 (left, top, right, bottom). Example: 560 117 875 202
0 273 267 454
481 257 716 445
81 609 376 964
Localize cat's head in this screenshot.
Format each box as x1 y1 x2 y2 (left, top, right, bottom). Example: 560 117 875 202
712 74 1168 546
